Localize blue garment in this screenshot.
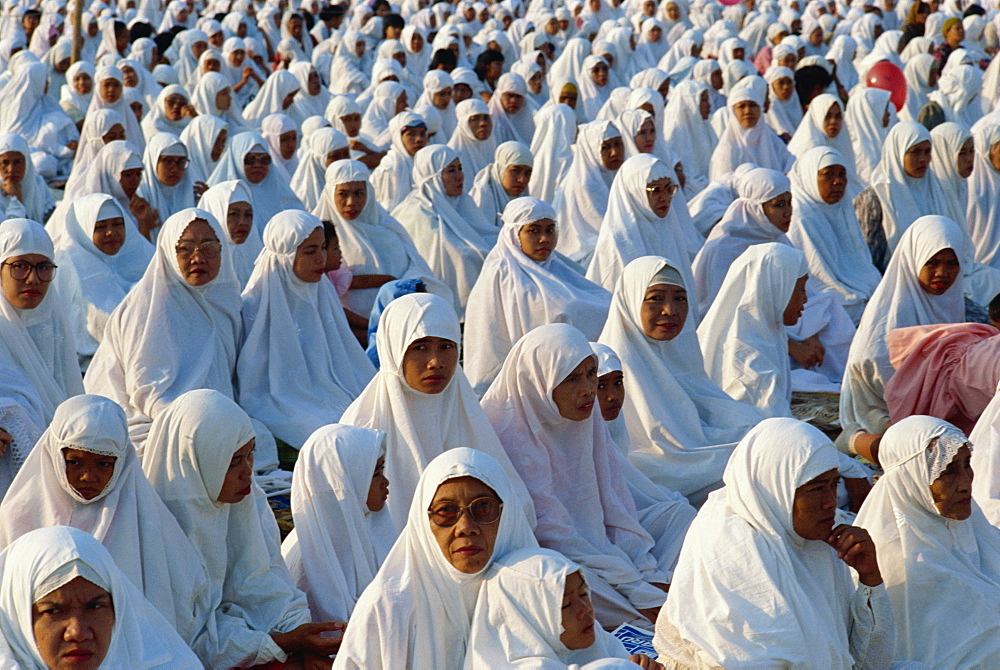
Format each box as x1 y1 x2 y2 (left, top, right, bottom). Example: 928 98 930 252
365 278 426 368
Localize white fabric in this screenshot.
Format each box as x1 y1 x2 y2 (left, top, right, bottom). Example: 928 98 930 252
0 526 201 669
242 69 299 126
856 415 1000 666
449 98 497 181
84 208 241 451
465 197 611 396
238 210 375 448
371 110 425 211
190 71 252 134
391 144 495 318
179 113 228 185
966 122 1000 269
662 80 716 195
281 424 395 623
332 447 538 669
655 418 894 669
0 134 54 223
261 113 299 180
698 242 808 418
709 85 792 181
528 103 576 204
84 66 144 150
841 216 966 438
763 66 803 138
598 256 762 502
136 131 196 221
786 94 860 192
470 140 534 228
846 88 893 186
287 61 332 126
900 54 936 123
340 292 532 530
0 394 211 643
481 323 668 627
464 548 633 668
969 389 1000 526
489 72 536 145
141 84 192 141
143 389 310 669
197 179 264 288
290 126 348 212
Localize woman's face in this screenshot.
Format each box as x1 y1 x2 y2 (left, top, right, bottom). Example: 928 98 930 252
501 92 525 115
118 167 142 198
99 77 122 104
946 21 965 47
733 100 761 129
402 336 459 393
411 32 425 52
292 227 327 283
634 119 657 154
927 64 940 88
528 72 543 94
904 140 932 178
211 129 228 162
242 151 271 184
217 438 255 503
281 90 297 110
816 164 847 203
783 275 808 326
92 217 126 255
440 158 464 196
1 253 52 309
0 151 25 185
518 217 557 262
278 130 298 160
666 2 680 19
156 154 188 187
772 76 794 102
163 93 188 121
334 180 368 219
988 141 1000 173
401 126 428 155
32 576 115 670
791 467 839 540
778 53 797 69
500 163 532 198
326 147 350 165
427 476 502 574
453 83 473 103
551 355 598 421
367 456 390 512
930 444 973 520
215 86 232 111
62 448 117 500
822 102 842 138
918 248 960 295
698 89 711 119
560 571 596 650
957 137 975 178
121 66 138 88
486 60 503 80
761 191 793 232
710 68 724 90
599 136 624 171
590 62 609 87
340 112 362 137
175 219 222 286
74 71 93 95
558 88 578 109
191 40 208 59
432 86 453 109
226 201 253 244
641 282 687 340
394 92 408 115
596 370 625 421
203 57 220 73
645 177 677 218
229 48 246 67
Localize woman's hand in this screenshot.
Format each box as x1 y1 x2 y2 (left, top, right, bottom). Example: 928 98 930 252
788 335 824 369
630 653 665 669
271 622 346 657
193 181 209 199
130 195 161 241
826 524 882 586
0 427 11 458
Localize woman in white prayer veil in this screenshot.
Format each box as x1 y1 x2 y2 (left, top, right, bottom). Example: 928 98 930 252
554 120 623 266
846 88 894 186
328 30 370 96
598 256 762 505
360 81 407 145
207 131 305 225
465 548 645 668
709 84 792 181
190 71 251 133
141 84 194 141
579 56 614 121
143 389 337 669
260 113 300 180
391 144 496 319
0 218 84 428
281 424 396 623
840 215 966 460
899 53 937 123
242 69 299 127
966 122 1000 271
481 323 671 628
60 60 94 124
489 72 536 145
653 418 895 669
135 131 196 224
197 179 262 288
371 110 427 211
449 98 498 180
786 94 862 195
0 526 202 669
855 415 1000 666
470 140 533 228
333 447 537 669
291 126 349 212
528 102 575 203
0 133 54 222
465 197 611 396
415 69 458 138
763 66 802 140
180 113 228 184
0 60 78 177
0 394 213 647
238 210 375 449
340 292 532 531
698 242 809 418
929 65 984 129
287 61 331 126
83 65 144 150
663 80 716 196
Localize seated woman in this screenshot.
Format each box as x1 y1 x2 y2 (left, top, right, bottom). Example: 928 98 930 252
487 73 534 145
238 210 375 449
448 98 498 182
854 415 1000 665
598 256 762 506
281 424 394 623
482 323 675 628
392 145 496 319
144 389 341 668
466 548 664 668
663 80 716 196
341 292 530 530
136 131 197 228
708 85 792 182
967 122 1000 272
333 447 537 669
291 126 350 212
0 133 55 222
0 394 212 646
786 94 861 195
0 526 201 668
841 215 965 466
465 197 611 396
197 179 263 288
469 140 533 228
653 418 895 668
370 111 428 211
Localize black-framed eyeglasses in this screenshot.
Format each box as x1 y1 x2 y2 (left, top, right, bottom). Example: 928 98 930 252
243 154 272 166
2 260 57 281
174 240 223 259
427 496 503 527
645 183 679 197
159 156 189 168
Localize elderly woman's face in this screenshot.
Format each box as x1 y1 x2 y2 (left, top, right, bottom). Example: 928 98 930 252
641 282 687 341
930 444 973 520
551 355 598 421
1 253 53 309
791 467 839 540
292 227 327 283
402 336 459 393
174 219 222 286
217 438 255 503
816 164 847 204
427 476 502 574
32 576 115 670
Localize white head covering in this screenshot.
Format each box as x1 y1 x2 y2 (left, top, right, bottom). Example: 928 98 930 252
763 65 803 139
787 94 858 184
470 140 534 227
465 197 612 396
415 69 458 137
663 80 717 193
141 84 192 140
142 389 310 669
966 123 1000 268
846 87 894 185
287 61 332 126
0 526 201 669
464 547 632 668
83 208 241 450
190 70 250 133
136 131 196 221
598 255 762 501
658 418 853 667
370 110 426 211
360 80 406 141
709 85 792 181
528 102 577 203
900 53 937 122
281 424 395 623
0 134 54 223
207 130 304 224
842 215 966 436
179 113 229 184
335 447 537 667
930 122 973 232
341 289 532 524
84 65 145 149
238 210 375 448
196 179 262 288
448 98 497 180
579 55 612 120
489 72 536 145
698 243 808 418
855 415 1000 665
242 69 299 126
0 394 211 642
260 112 299 179
290 126 348 212
0 60 79 152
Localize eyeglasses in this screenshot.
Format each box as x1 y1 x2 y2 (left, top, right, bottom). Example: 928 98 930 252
175 240 222 258
427 496 503 527
243 154 272 166
159 156 189 168
2 260 57 281
646 183 679 197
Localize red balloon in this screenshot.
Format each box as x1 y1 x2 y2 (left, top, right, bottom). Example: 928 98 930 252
717 0 742 6
866 60 907 112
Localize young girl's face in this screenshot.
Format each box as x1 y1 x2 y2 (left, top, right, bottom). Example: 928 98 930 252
560 570 596 650
366 456 389 512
